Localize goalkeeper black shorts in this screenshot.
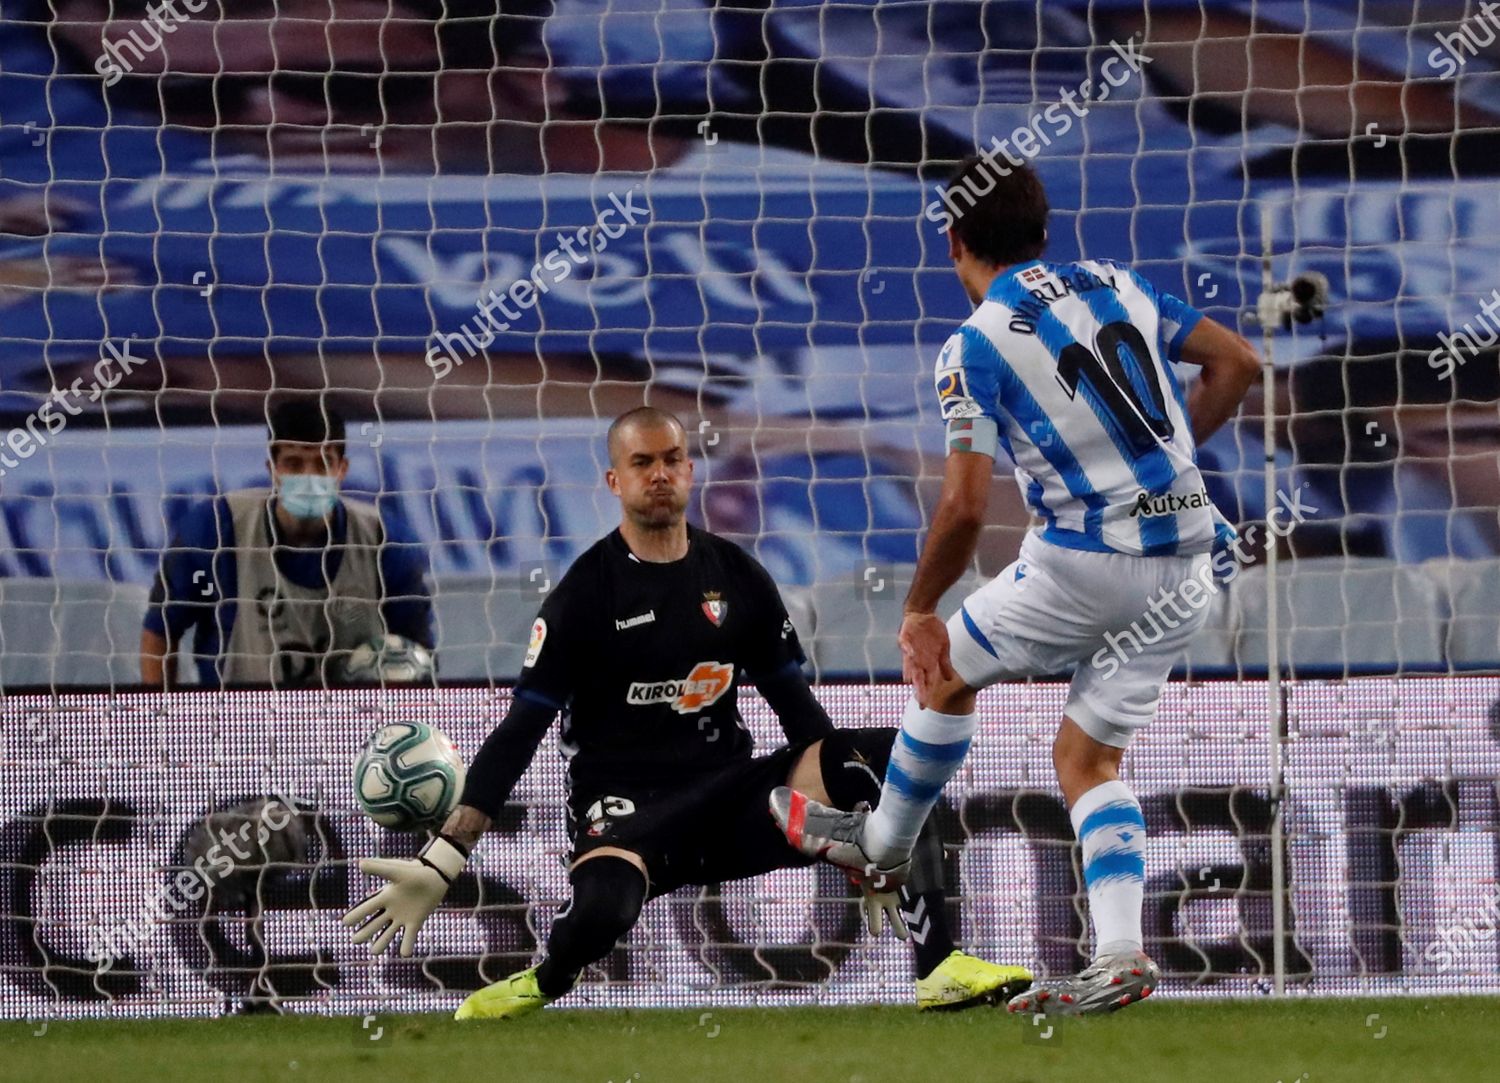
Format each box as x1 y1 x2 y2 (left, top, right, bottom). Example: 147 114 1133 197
565 741 817 898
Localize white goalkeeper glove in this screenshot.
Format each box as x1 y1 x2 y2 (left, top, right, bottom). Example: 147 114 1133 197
861 887 910 940
342 834 468 957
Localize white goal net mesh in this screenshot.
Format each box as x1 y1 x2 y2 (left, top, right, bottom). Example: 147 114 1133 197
0 0 1497 1017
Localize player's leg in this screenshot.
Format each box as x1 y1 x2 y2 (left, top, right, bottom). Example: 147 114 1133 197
787 728 1033 1008
456 846 649 1020
787 730 956 966
1007 553 1210 1016
1006 712 1156 1016
455 781 660 1021
786 730 960 969
773 548 1052 877
455 846 649 1021
858 675 980 869
534 848 651 995
1055 716 1140 957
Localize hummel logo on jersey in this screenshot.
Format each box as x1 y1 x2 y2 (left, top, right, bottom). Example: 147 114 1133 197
615 610 655 631
1129 489 1212 518
627 661 734 714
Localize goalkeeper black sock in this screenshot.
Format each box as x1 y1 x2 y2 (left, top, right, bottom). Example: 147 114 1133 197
817 727 958 979
900 831 958 981
534 856 648 999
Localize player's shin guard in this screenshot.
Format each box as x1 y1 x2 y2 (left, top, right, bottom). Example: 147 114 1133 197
1070 780 1147 957
861 699 976 868
534 856 647 998
819 728 956 977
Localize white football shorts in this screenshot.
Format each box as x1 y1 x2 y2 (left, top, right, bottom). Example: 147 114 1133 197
947 532 1213 748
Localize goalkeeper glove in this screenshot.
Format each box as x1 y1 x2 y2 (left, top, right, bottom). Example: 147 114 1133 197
342 834 468 957
861 886 910 940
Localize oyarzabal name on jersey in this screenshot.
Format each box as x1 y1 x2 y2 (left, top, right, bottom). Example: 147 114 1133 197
1007 265 1118 335
1129 489 1212 518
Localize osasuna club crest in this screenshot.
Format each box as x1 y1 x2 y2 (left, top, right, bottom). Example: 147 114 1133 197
701 591 728 626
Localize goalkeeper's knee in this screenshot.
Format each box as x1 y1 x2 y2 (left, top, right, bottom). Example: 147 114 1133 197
817 726 898 810
537 855 647 997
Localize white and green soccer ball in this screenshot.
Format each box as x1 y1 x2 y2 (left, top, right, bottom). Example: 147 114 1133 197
353 721 466 831
341 634 435 684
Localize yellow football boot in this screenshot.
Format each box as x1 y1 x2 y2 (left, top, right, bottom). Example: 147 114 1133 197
916 951 1034 1011
453 965 552 1021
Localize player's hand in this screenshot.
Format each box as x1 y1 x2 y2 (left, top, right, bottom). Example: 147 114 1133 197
861 887 910 940
342 834 468 957
898 612 956 708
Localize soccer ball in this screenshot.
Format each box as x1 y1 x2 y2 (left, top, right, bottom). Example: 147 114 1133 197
341 634 435 684
353 721 466 831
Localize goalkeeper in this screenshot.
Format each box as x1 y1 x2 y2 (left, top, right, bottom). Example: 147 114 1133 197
343 406 1032 1018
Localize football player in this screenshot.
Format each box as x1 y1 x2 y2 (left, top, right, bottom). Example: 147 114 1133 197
773 158 1260 1015
343 406 1033 1016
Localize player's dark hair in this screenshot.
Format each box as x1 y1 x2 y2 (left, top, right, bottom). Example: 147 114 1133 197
267 398 347 463
945 155 1050 266
606 405 686 463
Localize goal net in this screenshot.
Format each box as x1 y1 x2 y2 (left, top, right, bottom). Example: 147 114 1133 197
0 0 1497 1018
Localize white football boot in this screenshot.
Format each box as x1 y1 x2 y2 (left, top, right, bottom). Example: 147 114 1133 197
1006 949 1160 1016
768 786 911 890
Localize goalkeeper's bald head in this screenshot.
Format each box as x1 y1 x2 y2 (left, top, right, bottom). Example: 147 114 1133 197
606 405 687 467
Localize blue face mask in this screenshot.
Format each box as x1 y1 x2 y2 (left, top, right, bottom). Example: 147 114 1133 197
277 473 339 520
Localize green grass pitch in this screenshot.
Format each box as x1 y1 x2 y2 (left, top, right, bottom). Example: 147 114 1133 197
2 998 1490 1083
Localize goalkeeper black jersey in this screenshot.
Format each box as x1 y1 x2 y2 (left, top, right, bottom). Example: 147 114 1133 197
501 524 815 796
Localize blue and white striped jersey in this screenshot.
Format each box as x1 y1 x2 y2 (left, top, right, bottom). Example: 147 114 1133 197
936 258 1234 557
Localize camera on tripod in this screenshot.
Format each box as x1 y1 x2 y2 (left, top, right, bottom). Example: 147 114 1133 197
1254 271 1330 329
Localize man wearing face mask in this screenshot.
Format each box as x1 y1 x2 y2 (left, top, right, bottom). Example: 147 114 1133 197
140 399 434 689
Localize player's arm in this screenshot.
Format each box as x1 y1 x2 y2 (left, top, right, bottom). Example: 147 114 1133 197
904 330 1001 705
342 692 563 957
901 446 994 704
739 555 836 743
345 592 574 957
1142 276 1260 444
1177 315 1260 442
756 663 834 743
444 689 563 844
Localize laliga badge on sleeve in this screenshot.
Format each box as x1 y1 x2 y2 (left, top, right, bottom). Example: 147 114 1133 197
523 618 547 667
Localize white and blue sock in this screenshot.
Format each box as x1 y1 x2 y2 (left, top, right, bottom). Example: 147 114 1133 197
862 699 977 866
1071 780 1148 958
